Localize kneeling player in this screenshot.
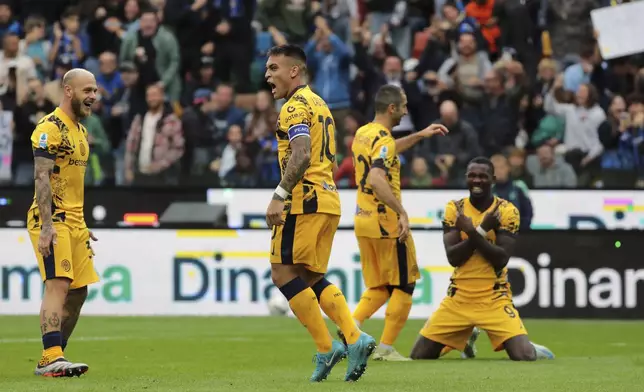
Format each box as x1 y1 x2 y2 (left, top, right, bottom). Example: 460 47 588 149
410 157 554 361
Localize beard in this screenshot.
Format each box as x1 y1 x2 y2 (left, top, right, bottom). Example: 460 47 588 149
71 96 89 118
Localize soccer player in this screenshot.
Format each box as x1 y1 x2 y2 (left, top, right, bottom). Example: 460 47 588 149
264 44 376 382
29 68 99 377
409 157 554 361
345 84 448 361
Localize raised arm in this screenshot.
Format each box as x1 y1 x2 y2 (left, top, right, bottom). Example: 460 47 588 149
394 124 448 154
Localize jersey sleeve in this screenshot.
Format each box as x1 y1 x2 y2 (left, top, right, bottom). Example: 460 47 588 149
31 120 62 160
499 201 520 236
370 135 396 172
282 98 312 142
442 200 458 231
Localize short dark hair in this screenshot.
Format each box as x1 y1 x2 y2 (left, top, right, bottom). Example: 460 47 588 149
374 85 404 113
62 6 80 19
468 156 495 175
267 44 307 64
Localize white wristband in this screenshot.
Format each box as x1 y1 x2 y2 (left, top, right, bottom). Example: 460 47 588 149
475 226 488 238
274 185 290 200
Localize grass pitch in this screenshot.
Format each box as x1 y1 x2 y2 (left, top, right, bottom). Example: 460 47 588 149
0 316 642 391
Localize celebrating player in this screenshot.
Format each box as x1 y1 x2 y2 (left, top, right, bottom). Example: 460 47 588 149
410 157 554 361
28 69 99 377
342 84 448 361
264 45 376 382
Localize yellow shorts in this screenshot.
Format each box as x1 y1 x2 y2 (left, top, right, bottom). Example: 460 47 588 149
269 213 340 274
420 295 527 351
28 222 100 290
356 234 420 288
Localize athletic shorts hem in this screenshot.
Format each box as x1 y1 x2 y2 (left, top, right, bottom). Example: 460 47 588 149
420 332 467 352
269 258 327 274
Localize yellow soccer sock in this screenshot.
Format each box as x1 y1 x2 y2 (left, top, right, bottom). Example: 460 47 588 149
380 288 413 346
280 278 333 353
40 331 64 365
440 347 453 357
353 287 390 324
313 279 361 345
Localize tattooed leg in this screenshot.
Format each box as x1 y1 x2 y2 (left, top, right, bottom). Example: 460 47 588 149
39 278 70 363
61 286 88 350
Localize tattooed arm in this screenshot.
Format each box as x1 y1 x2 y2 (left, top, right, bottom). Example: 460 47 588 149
273 135 311 201
34 156 55 227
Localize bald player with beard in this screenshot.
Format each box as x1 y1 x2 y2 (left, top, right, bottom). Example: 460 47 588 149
28 69 99 377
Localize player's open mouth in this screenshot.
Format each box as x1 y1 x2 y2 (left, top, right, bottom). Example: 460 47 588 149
268 82 276 94
83 101 93 109
471 186 483 193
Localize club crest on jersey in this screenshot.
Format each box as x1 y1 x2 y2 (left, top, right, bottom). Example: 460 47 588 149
379 146 388 159
38 133 48 149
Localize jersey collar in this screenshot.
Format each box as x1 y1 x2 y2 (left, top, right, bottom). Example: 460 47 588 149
286 84 307 101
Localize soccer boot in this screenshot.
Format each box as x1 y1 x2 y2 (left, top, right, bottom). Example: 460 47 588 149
531 342 555 360
310 340 347 382
371 345 411 361
461 327 481 359
34 357 89 377
344 332 376 382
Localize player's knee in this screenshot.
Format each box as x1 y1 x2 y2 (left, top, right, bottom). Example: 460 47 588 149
409 335 441 360
44 278 71 298
270 264 300 288
508 344 537 361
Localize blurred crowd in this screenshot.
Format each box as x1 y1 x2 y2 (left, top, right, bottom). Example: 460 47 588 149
1 0 644 192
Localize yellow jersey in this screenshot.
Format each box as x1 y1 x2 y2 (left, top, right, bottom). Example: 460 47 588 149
276 85 340 215
352 123 400 238
442 196 520 300
28 108 89 227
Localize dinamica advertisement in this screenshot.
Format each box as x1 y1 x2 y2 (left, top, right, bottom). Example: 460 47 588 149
0 229 453 318
207 189 644 230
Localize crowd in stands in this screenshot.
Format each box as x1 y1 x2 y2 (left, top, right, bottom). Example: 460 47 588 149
1 0 643 192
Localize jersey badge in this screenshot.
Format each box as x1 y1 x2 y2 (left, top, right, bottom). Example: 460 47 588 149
38 133 48 149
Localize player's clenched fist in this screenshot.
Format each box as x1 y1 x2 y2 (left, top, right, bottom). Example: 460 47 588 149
38 224 57 257
266 198 286 227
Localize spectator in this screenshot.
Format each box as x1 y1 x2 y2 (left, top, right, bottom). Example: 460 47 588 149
49 7 87 70
245 89 277 142
437 32 492 113
334 135 356 187
81 100 111 186
409 155 447 187
181 55 218 108
0 0 20 38
491 153 533 231
0 33 37 109
255 0 317 47
421 100 479 185
545 76 605 185
464 0 500 58
211 83 246 139
120 7 181 102
563 44 597 94
305 17 352 154
12 77 55 185
19 16 50 81
96 51 124 118
217 123 244 181
526 144 578 188
506 146 533 187
124 84 184 186
364 0 412 59
598 95 639 187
